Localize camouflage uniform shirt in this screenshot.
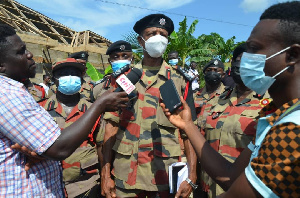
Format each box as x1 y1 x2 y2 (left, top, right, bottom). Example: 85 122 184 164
201 87 266 197
104 61 192 191
38 95 101 197
194 83 226 134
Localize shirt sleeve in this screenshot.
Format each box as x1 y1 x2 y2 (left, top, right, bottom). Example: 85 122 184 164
103 111 120 124
249 122 300 197
0 89 61 155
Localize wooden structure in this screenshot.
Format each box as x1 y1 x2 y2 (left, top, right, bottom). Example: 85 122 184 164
0 0 112 72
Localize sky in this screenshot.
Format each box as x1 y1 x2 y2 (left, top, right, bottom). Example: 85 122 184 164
17 0 296 44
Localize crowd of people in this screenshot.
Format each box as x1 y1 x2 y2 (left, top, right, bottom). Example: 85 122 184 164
0 1 299 198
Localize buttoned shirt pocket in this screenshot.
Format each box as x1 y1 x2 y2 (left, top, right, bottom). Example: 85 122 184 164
152 126 181 158
113 138 134 156
156 106 177 128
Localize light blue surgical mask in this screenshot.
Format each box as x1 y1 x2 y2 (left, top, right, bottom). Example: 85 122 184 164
240 46 291 95
58 75 81 95
111 60 131 72
168 59 178 66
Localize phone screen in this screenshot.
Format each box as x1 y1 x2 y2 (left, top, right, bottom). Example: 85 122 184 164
159 79 182 113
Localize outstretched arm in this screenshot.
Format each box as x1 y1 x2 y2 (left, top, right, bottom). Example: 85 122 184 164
161 97 252 191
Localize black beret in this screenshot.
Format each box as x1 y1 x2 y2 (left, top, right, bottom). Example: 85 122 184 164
106 40 132 55
68 51 89 61
203 59 224 72
232 43 247 61
133 14 174 35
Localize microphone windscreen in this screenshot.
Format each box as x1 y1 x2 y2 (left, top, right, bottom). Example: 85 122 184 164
126 68 142 85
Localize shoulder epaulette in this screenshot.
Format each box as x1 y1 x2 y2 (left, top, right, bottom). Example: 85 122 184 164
111 64 130 78
173 66 193 82
219 87 233 100
80 103 88 113
47 100 55 111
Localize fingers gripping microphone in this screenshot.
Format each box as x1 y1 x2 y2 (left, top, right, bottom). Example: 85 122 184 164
114 68 142 94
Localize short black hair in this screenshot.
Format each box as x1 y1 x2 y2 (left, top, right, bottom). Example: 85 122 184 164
0 24 16 55
260 1 300 46
232 43 247 61
168 50 178 55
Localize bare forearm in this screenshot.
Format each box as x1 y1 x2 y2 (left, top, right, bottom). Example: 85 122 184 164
183 138 197 182
102 120 118 176
43 98 107 160
183 122 250 190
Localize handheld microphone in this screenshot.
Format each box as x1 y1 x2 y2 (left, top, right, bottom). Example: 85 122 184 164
111 64 130 78
114 68 142 94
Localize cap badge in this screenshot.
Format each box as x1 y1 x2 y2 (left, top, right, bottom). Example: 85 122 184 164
214 60 218 65
120 45 125 51
159 18 166 26
81 53 85 58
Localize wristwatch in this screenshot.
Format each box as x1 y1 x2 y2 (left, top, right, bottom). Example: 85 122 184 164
185 178 198 190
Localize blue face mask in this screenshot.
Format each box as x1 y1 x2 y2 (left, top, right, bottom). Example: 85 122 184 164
240 46 291 95
111 60 131 72
58 76 81 95
169 59 178 66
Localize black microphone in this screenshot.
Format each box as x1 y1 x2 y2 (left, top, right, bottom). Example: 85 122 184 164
114 67 142 94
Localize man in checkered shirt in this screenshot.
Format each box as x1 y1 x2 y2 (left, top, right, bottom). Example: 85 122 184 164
161 2 300 198
0 24 129 197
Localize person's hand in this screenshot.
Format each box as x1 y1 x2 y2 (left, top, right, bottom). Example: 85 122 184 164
175 180 194 198
101 166 116 198
160 96 193 131
11 143 45 171
97 90 129 112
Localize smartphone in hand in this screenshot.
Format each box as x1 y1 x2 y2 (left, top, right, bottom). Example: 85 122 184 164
159 79 182 114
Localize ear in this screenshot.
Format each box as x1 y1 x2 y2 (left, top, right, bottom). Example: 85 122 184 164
286 44 300 66
137 36 144 47
0 63 6 73
108 58 112 65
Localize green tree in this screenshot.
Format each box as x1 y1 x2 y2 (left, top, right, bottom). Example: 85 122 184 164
164 16 199 68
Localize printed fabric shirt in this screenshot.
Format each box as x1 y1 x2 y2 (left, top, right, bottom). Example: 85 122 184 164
38 95 101 198
201 87 267 197
103 61 194 191
248 98 300 197
0 75 63 197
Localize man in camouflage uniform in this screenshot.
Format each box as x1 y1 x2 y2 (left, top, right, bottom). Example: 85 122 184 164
39 58 102 198
93 40 133 169
194 59 226 135
93 40 133 100
200 44 270 198
48 51 94 102
101 14 197 198
193 59 226 198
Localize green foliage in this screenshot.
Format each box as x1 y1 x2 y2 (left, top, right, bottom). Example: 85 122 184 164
104 65 113 75
164 17 198 67
86 62 104 81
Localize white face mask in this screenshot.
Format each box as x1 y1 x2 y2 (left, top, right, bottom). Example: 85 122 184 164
142 35 168 58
